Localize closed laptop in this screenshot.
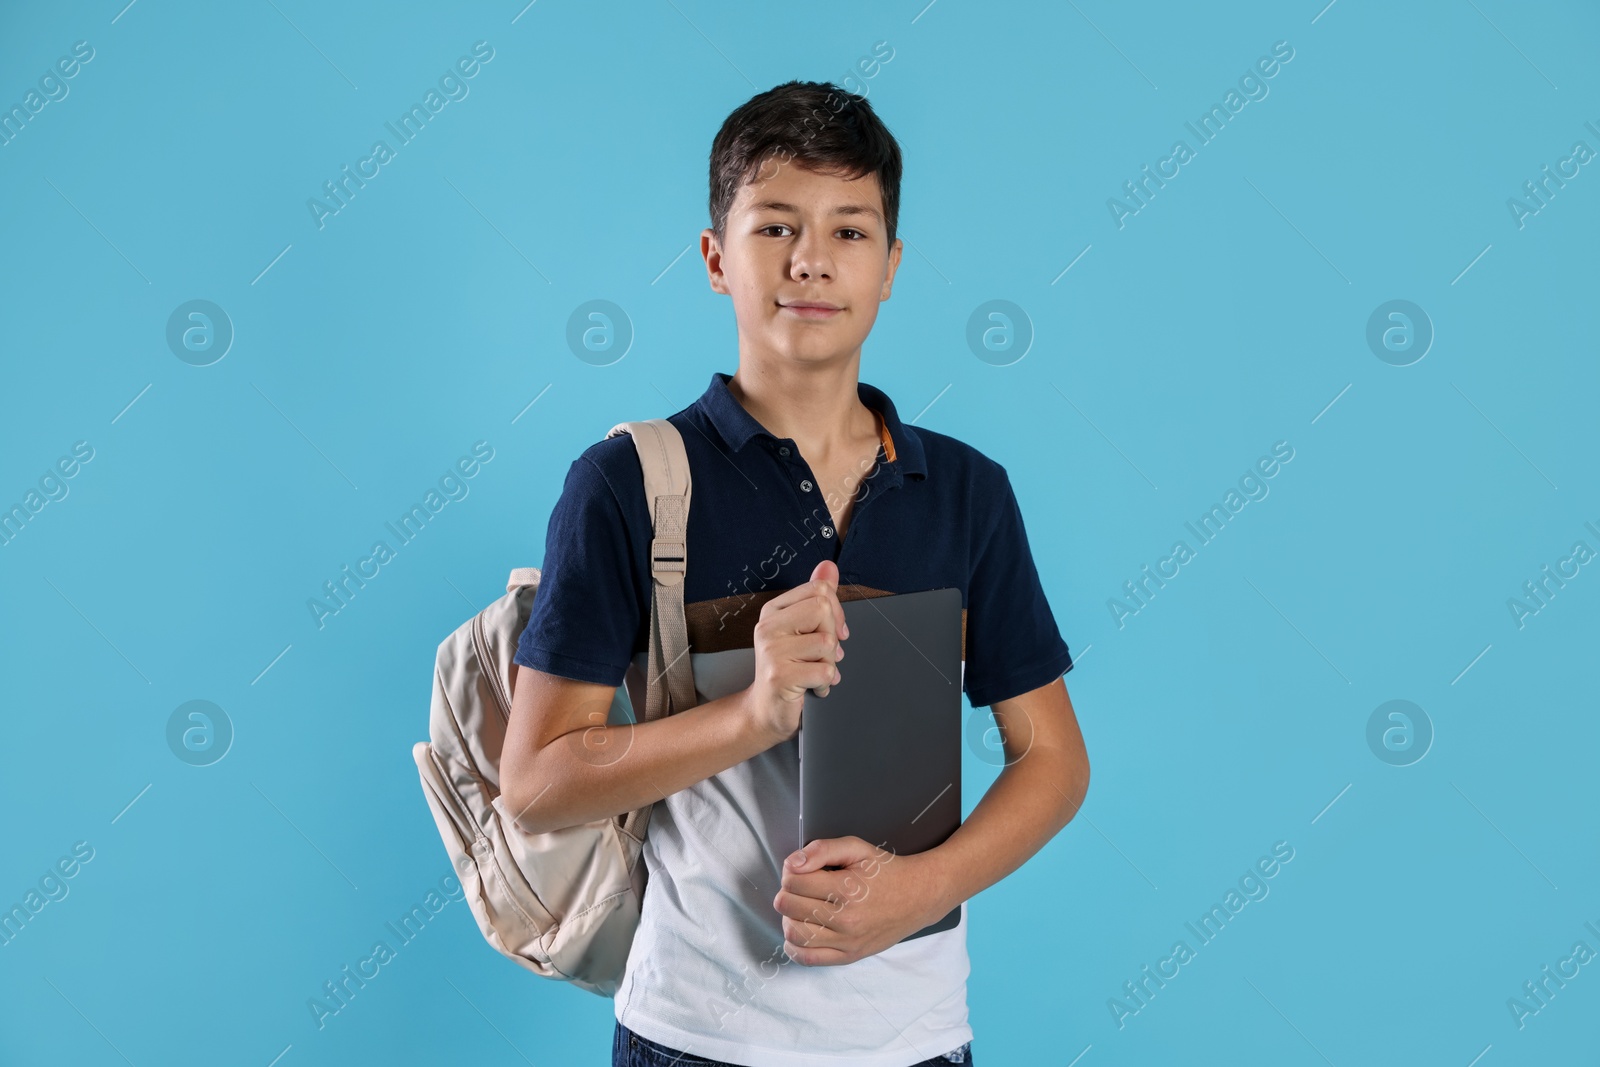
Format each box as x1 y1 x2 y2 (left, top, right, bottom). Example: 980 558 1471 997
799 586 964 942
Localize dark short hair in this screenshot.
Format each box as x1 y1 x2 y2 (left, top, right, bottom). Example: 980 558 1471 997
708 80 902 250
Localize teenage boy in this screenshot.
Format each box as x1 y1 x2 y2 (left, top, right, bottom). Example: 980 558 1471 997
502 81 1090 1067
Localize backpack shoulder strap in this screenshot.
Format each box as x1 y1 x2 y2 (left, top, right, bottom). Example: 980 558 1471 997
606 419 696 724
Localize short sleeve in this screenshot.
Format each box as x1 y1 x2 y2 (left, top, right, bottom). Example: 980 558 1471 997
962 466 1073 708
513 455 646 687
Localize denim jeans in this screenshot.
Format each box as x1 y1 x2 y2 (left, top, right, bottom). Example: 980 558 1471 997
613 1020 973 1066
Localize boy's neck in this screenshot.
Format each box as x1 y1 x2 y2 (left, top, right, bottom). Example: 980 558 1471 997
726 358 877 463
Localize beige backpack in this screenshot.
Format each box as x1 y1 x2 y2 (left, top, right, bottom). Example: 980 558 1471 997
412 418 698 997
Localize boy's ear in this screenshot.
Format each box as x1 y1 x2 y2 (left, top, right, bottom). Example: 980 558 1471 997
702 227 728 295
880 237 903 300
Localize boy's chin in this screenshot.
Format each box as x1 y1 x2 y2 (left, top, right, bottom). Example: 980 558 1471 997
761 342 861 366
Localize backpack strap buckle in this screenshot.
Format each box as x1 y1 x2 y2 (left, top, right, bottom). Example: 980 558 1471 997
646 490 687 587
651 536 685 580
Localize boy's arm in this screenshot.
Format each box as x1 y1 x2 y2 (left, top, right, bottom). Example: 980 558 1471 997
504 562 851 834
917 674 1089 909
502 666 783 835
775 675 1089 965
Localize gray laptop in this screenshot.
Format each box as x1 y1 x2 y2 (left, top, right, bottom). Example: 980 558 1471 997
798 586 964 942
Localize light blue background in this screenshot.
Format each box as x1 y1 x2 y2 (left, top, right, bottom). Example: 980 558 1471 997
3 1 1597 1064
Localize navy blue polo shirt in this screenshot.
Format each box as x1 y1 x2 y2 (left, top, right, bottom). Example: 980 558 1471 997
513 371 1072 708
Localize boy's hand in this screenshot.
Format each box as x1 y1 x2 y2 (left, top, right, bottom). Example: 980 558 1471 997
742 559 849 746
772 836 947 965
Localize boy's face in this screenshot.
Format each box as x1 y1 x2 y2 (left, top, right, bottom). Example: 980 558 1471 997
703 156 902 368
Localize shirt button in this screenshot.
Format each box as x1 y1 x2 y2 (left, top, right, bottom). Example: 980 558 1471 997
778 446 791 457
800 479 813 492
821 526 834 538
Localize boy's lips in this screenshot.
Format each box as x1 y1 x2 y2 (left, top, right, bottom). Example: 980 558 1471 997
780 301 843 318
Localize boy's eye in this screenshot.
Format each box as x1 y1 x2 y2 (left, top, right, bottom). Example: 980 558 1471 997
758 224 868 240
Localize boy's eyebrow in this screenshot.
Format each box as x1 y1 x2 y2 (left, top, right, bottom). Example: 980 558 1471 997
746 199 884 224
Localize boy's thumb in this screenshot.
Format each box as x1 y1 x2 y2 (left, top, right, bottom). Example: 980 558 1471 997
810 558 839 585
788 846 822 872
789 837 855 871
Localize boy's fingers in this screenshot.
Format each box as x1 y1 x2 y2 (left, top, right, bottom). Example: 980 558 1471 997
770 583 839 643
772 633 840 685
780 914 846 951
757 564 848 697
818 562 851 639
778 610 838 699
811 559 850 639
762 573 839 618
761 561 847 639
808 561 846 643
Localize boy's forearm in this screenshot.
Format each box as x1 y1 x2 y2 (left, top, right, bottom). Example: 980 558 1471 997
919 747 1088 918
510 689 777 834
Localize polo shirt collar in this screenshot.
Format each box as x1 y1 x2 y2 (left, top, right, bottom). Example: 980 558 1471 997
698 371 927 480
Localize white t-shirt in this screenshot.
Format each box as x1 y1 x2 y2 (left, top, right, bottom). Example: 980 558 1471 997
612 647 974 1067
